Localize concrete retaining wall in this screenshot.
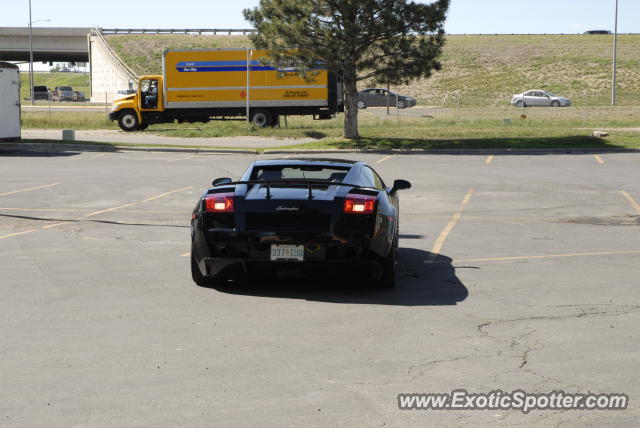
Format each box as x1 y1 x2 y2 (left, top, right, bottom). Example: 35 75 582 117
88 32 138 103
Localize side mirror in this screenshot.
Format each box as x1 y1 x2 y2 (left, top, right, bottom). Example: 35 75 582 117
390 179 411 194
212 177 232 187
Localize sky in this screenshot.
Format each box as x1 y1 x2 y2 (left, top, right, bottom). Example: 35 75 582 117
1 0 638 34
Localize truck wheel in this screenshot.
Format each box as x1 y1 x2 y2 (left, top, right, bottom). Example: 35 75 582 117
118 110 139 132
251 109 272 128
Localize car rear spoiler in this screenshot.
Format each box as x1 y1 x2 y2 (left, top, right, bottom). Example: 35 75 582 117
216 180 363 200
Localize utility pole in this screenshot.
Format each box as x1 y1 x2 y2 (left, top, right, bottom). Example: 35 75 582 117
28 0 34 105
611 0 619 106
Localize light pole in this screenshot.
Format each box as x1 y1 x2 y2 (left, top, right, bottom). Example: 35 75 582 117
28 0 49 105
611 0 619 106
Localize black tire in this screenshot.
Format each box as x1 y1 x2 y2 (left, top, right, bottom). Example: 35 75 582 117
118 110 139 132
515 100 523 107
250 109 273 128
551 100 561 107
138 123 149 131
397 100 405 109
191 253 216 287
270 113 280 128
356 100 367 109
379 239 398 289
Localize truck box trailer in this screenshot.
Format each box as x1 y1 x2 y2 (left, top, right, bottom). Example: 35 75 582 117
109 49 343 131
0 62 21 141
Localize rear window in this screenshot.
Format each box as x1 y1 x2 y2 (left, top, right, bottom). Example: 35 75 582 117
251 165 350 182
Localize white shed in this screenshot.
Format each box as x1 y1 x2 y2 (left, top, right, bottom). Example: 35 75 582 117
0 62 21 140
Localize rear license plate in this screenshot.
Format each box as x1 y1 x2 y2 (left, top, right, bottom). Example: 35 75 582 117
270 245 304 262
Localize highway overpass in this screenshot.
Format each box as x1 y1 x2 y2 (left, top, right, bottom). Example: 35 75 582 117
0 27 91 62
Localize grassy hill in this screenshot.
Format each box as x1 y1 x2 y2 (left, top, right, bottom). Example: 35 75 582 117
105 34 640 106
19 72 90 100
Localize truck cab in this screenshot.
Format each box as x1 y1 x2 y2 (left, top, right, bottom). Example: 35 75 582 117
109 75 163 132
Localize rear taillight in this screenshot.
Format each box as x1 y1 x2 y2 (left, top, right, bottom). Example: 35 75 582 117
344 194 376 214
205 193 234 212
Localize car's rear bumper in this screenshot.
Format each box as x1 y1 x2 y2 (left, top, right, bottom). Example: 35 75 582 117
198 257 381 279
193 229 383 279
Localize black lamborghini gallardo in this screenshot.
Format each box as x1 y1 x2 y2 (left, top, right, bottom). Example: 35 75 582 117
190 158 411 288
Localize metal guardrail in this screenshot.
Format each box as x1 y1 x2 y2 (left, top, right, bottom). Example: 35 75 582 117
97 29 640 36
100 28 256 35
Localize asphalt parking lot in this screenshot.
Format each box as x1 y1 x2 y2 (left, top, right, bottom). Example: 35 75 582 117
1 150 639 427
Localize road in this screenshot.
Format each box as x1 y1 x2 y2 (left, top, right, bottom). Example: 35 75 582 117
1 150 639 427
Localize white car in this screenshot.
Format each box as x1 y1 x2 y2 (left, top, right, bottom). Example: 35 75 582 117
511 90 571 107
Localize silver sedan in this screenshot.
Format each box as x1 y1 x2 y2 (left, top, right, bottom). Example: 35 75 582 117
511 90 571 107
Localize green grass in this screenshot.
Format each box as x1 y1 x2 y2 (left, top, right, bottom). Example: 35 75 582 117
21 106 640 150
20 72 90 101
105 33 640 107
21 112 117 130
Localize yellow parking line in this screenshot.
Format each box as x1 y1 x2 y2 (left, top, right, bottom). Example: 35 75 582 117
84 185 194 217
594 155 605 164
454 249 640 263
85 202 137 218
620 190 640 215
0 182 61 197
376 155 394 164
427 188 475 261
0 207 186 214
0 186 194 239
165 155 195 163
0 229 41 239
0 221 66 240
142 186 193 203
0 207 92 212
485 155 494 165
41 222 66 229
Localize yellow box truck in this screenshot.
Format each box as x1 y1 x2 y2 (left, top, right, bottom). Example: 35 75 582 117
109 49 344 131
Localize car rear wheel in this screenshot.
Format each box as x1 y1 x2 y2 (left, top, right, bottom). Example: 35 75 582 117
190 252 223 287
551 100 561 107
118 110 139 132
379 238 398 289
251 109 273 128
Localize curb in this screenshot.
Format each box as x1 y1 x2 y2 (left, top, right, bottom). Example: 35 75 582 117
0 142 258 154
2 142 639 156
264 148 640 155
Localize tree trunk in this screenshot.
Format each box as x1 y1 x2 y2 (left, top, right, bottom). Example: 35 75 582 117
343 78 360 139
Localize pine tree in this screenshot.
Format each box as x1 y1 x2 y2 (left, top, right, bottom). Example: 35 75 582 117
244 0 449 139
